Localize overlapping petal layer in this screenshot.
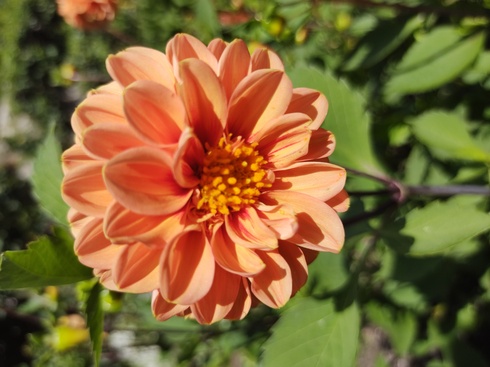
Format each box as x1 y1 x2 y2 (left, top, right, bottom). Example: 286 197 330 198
61 33 348 324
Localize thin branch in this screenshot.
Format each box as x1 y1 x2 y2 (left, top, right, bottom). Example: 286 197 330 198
324 0 490 17
407 184 490 197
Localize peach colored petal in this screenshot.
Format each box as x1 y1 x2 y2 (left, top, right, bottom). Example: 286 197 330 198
74 217 122 269
225 278 252 320
302 247 319 264
172 128 203 188
211 225 265 276
113 242 161 293
166 33 219 76
286 88 328 130
251 48 285 71
218 39 251 100
160 230 215 305
256 203 298 240
104 201 187 245
299 129 336 161
178 59 226 146
106 47 175 90
152 290 189 321
278 242 308 296
208 38 227 60
62 144 98 174
62 162 112 217
82 123 146 160
227 69 293 139
257 116 312 168
123 80 186 146
89 81 122 96
249 250 292 308
249 112 311 143
263 191 345 253
103 147 192 216
225 207 278 250
326 189 350 213
67 209 92 237
72 93 125 140
272 162 346 202
191 265 241 324
94 269 120 292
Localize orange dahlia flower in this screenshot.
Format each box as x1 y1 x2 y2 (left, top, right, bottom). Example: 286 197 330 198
57 0 117 30
62 34 349 324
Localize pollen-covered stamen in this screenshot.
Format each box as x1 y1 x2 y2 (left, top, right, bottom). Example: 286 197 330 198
197 136 272 215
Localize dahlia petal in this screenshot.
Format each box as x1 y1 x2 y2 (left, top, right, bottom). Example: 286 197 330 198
152 290 189 321
326 189 350 213
62 162 112 217
286 88 328 130
207 38 227 60
89 81 122 96
272 162 346 202
166 33 219 76
104 201 187 245
227 69 293 138
251 48 285 71
62 144 97 174
178 59 226 146
191 265 241 324
103 147 192 216
299 129 336 161
218 39 251 100
256 203 298 240
74 217 122 269
225 207 278 250
250 250 292 308
95 269 120 292
258 116 312 168
106 47 175 90
278 242 308 296
173 128 203 188
112 242 160 293
72 93 125 139
67 209 92 238
160 230 215 305
211 226 265 276
250 112 311 143
225 278 252 320
263 191 345 253
83 123 146 160
123 80 186 146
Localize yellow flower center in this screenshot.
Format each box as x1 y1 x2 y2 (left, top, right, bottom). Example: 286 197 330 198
197 136 271 216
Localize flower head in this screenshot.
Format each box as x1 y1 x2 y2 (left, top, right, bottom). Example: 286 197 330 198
57 0 117 30
62 34 349 324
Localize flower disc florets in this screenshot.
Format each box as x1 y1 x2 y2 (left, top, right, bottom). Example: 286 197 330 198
61 33 349 325
198 136 272 216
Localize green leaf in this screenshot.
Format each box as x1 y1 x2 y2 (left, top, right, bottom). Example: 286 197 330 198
193 0 220 40
462 51 490 84
385 27 484 97
288 66 385 175
261 297 360 367
307 252 349 295
343 15 424 70
365 302 417 356
381 199 490 256
0 227 93 289
85 282 104 367
409 110 490 163
31 125 69 225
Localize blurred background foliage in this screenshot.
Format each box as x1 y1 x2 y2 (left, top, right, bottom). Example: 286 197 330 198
1 0 490 366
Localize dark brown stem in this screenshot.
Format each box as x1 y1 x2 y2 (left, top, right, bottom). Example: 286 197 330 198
324 0 490 17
